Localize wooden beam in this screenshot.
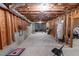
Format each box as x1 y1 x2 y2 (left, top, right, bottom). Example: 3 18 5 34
72 13 79 18
0 8 7 49
19 10 64 12
0 27 3 49
62 15 65 41
70 12 73 48
18 10 65 12
10 14 15 42
20 11 64 14
17 7 65 12
65 14 69 47
5 11 13 45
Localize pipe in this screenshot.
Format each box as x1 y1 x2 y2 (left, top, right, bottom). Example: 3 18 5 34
0 3 31 23
0 3 8 9
9 8 30 22
9 4 32 23
10 3 26 9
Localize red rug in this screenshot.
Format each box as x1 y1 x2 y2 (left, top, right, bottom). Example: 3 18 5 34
6 48 25 56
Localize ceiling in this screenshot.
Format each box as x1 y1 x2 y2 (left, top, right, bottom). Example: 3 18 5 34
5 3 79 22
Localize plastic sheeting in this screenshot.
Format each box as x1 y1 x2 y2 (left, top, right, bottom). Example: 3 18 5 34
56 19 64 39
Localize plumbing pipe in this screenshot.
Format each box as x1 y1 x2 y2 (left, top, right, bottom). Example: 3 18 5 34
0 3 31 23
0 3 8 9
9 4 32 23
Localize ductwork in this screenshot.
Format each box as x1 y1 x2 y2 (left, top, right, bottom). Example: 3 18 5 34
9 8 31 23
10 3 26 9
0 3 8 9
9 4 31 23
0 3 31 23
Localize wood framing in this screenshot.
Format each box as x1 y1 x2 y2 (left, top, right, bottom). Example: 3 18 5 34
0 8 7 49
70 12 73 48
65 13 69 47
5 11 13 45
0 7 29 50
10 14 15 42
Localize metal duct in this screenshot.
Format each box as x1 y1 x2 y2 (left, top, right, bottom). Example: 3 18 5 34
10 3 26 9
9 4 31 23
11 9 31 23
0 3 8 9
0 3 31 23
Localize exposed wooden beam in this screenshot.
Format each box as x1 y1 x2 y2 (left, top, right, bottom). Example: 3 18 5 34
70 12 73 48
20 11 64 14
17 8 65 12
65 13 69 47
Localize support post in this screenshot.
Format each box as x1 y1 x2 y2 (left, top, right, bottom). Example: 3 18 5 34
65 14 69 47
70 12 73 48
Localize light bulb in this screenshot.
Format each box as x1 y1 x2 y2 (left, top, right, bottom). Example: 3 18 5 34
39 4 49 12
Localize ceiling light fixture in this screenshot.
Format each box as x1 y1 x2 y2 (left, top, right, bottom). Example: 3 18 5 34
38 20 42 23
39 4 49 12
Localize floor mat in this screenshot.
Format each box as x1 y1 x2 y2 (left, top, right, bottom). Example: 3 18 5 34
6 48 25 56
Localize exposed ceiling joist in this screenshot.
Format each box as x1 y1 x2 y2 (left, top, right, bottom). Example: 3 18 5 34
15 3 79 22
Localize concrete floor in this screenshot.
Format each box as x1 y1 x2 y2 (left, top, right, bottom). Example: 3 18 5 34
17 32 79 56
18 32 56 56
73 38 79 47
1 32 79 56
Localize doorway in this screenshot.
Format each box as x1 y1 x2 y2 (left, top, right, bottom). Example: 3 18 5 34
35 23 46 32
